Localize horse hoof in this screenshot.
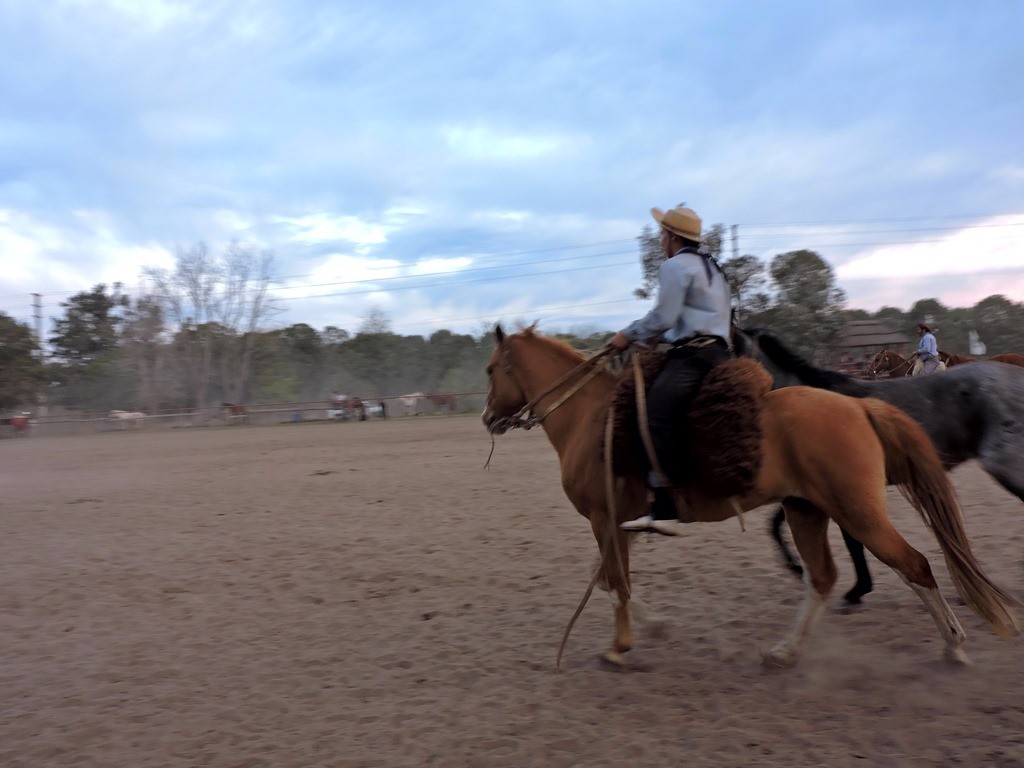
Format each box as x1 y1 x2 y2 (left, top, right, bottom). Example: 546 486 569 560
601 650 626 667
763 643 799 669
944 646 972 666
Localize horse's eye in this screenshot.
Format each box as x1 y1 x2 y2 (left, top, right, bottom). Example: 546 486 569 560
486 364 495 375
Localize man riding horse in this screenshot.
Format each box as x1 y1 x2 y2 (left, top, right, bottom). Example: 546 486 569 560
608 204 733 536
912 322 941 376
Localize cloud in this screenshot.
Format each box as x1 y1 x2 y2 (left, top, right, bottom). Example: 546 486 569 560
443 124 565 161
1 2 1022 338
836 215 1024 280
273 212 387 249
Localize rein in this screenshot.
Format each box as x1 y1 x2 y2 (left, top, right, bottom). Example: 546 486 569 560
489 343 617 433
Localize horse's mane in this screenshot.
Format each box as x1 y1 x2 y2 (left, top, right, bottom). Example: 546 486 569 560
744 328 870 397
516 328 618 384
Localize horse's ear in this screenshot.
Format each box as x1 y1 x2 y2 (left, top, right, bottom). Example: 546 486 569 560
494 323 505 343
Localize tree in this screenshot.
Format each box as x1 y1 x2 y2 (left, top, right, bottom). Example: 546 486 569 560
121 296 172 411
0 313 45 409
146 242 275 406
721 254 766 321
47 284 131 409
633 224 663 300
749 250 846 364
49 283 128 364
321 326 350 346
359 306 393 335
701 223 727 260
873 306 907 329
971 295 1024 354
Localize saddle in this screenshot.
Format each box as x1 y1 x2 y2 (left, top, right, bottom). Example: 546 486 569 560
608 351 771 498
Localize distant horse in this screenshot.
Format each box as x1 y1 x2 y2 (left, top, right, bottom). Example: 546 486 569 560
941 351 1024 368
484 326 1018 667
222 402 249 425
108 410 146 429
397 393 425 416
867 348 946 378
427 393 457 414
734 328 1024 603
327 396 367 421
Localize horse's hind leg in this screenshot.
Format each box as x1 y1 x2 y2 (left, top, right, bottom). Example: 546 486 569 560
765 499 836 668
840 528 873 605
770 504 873 603
769 506 804 580
837 512 968 664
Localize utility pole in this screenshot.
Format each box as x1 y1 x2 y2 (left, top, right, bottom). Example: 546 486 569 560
32 293 44 362
731 224 739 261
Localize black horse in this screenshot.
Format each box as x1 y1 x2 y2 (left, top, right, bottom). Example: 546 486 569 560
734 327 1024 603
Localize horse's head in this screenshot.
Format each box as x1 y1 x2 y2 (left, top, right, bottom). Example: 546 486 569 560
482 324 529 434
866 349 890 376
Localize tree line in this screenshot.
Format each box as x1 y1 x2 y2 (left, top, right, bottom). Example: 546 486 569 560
3 233 1023 413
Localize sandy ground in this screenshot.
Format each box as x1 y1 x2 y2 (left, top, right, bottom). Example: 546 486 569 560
2 417 1024 768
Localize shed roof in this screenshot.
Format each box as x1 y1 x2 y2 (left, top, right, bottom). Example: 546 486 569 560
839 319 910 348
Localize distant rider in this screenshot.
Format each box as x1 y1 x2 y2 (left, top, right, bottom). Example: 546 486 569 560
912 322 940 375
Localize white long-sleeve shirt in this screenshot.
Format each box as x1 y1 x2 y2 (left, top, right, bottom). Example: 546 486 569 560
621 248 732 344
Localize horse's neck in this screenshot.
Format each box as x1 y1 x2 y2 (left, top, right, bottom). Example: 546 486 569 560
517 346 612 457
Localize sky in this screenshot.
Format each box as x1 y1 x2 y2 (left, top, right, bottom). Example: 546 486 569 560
1 0 1022 341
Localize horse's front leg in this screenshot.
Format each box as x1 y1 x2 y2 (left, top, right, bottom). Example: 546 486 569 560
592 521 634 665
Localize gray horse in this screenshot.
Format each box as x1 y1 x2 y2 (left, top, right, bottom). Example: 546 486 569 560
733 327 1024 603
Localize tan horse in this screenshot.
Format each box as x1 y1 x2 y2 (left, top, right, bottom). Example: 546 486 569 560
482 326 1018 667
868 348 946 377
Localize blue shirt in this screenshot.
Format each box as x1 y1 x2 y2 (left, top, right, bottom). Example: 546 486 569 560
622 248 732 344
917 332 937 360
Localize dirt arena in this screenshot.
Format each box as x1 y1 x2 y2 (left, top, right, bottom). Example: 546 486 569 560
3 417 1024 767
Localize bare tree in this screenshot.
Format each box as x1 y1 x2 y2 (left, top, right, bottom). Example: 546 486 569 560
121 296 171 411
146 242 275 407
359 305 393 335
216 243 275 403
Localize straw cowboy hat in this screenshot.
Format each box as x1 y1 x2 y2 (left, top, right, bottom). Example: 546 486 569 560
651 205 703 243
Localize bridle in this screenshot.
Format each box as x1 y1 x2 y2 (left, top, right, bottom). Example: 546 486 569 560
867 350 886 376
487 337 616 434
868 349 919 378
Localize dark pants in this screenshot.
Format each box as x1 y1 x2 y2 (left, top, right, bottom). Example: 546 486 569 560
647 338 731 487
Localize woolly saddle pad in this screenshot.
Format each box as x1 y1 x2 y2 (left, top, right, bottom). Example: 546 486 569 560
608 353 771 498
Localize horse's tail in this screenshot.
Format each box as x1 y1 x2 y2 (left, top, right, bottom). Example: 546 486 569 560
863 398 1020 638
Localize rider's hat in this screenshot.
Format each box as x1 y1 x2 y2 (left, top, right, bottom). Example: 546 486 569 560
651 205 703 243
918 322 933 332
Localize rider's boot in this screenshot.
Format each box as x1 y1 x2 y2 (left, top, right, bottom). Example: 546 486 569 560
620 487 681 536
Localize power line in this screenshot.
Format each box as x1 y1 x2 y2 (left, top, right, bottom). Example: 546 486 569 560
740 222 1024 239
737 213 1021 228
14 215 1022 300
268 247 636 293
5 214 1022 306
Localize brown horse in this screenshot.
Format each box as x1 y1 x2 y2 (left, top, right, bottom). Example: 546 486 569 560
483 326 1018 667
941 351 1024 368
222 402 249 424
867 348 947 377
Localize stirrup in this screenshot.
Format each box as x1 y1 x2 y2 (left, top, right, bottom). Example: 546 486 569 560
620 515 681 536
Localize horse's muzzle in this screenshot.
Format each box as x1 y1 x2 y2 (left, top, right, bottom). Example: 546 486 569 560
482 409 508 435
